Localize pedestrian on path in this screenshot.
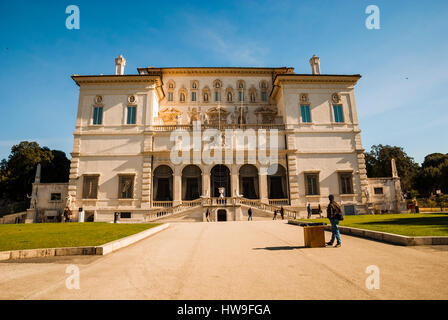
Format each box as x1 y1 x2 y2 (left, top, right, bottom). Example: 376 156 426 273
273 209 277 220
326 195 343 248
248 207 253 221
205 208 210 222
307 203 312 219
280 206 284 220
318 204 322 218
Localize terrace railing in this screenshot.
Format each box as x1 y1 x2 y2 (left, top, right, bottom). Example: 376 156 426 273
151 124 285 132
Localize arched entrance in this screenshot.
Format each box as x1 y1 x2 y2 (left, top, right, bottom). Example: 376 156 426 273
217 209 227 221
239 164 259 199
267 164 288 199
153 165 173 201
210 165 231 197
182 165 202 200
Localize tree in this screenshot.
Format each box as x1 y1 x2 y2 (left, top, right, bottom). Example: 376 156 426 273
422 153 448 169
41 149 71 183
0 141 70 201
415 154 448 196
365 144 419 192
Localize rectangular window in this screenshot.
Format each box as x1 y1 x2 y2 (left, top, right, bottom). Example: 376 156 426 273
261 92 267 102
127 106 136 124
239 91 244 102
120 212 131 219
344 205 355 215
50 193 61 201
333 105 344 123
305 174 319 195
118 175 134 199
191 92 196 102
300 105 311 123
82 175 99 199
168 92 173 102
215 91 220 101
93 106 103 125
374 187 384 195
339 173 353 194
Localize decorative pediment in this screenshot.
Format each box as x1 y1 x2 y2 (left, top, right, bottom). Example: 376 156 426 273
254 106 277 124
206 107 229 125
158 107 182 125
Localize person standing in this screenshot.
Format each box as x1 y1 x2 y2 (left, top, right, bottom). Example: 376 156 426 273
248 207 253 221
273 209 277 220
318 204 322 218
326 195 342 247
307 203 312 219
205 208 210 222
280 206 284 220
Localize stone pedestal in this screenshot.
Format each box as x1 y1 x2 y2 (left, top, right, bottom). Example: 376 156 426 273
25 209 36 224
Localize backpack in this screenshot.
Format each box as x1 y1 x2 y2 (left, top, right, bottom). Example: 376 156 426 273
328 202 344 220
334 203 344 220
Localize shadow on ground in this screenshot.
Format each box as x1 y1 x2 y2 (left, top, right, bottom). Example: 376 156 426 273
253 246 306 250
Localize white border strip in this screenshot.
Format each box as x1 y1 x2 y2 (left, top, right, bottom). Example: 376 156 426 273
0 223 170 261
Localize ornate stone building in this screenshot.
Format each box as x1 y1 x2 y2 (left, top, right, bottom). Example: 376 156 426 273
26 55 405 223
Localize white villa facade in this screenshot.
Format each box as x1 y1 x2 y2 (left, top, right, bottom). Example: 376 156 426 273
26 55 405 223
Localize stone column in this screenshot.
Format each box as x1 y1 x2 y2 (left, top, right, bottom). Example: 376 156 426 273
231 165 239 197
173 166 182 206
259 166 268 203
202 167 210 197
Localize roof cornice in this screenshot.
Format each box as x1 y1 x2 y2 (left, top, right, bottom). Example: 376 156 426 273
72 74 162 85
271 74 362 98
137 67 295 76
71 75 165 100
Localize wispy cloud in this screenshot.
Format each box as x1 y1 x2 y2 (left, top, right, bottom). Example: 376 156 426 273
183 15 269 66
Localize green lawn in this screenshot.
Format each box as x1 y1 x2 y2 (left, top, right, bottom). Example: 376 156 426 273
297 213 448 237
0 222 161 251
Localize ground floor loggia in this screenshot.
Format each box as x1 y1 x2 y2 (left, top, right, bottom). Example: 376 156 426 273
152 163 289 208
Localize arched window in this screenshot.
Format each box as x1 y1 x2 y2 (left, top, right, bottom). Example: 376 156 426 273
267 164 287 199
239 165 259 199
182 165 202 200
153 165 173 202
210 165 231 197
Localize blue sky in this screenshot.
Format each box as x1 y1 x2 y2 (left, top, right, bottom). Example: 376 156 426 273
0 0 447 164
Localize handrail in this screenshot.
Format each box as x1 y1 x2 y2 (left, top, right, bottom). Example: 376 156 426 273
145 197 298 221
238 197 297 219
145 198 203 221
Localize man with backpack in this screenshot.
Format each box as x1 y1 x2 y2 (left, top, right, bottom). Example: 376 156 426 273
326 194 343 247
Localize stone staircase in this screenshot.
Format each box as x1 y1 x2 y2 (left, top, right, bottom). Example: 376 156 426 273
144 197 300 222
